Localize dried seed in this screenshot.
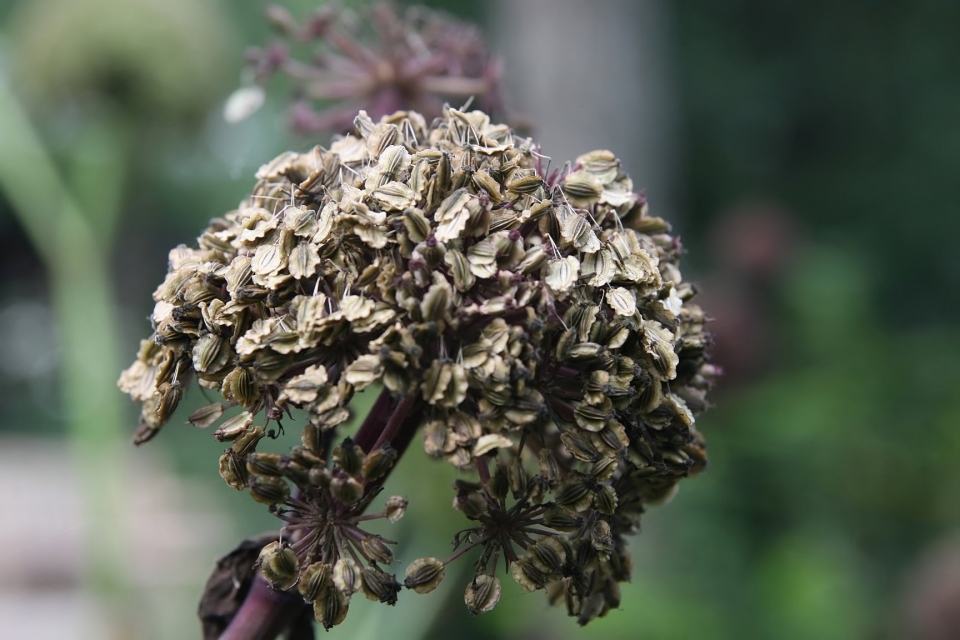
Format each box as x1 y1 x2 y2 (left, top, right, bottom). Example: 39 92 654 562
258 541 299 590
360 567 401 605
443 249 475 291
313 588 349 630
561 170 602 206
299 562 332 602
187 403 225 429
472 434 512 457
404 557 446 594
464 574 501 615
333 557 361 596
383 495 408 523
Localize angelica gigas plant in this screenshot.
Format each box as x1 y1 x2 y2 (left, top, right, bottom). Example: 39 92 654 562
119 4 715 637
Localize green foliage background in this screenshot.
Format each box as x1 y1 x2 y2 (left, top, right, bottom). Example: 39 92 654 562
0 1 957 638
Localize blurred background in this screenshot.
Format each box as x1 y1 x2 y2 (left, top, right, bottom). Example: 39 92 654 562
1 0 958 638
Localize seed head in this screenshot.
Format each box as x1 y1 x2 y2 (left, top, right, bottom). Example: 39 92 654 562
120 106 715 627
234 3 506 133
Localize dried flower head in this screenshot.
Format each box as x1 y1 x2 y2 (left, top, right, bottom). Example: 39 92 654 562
120 106 715 628
234 3 505 132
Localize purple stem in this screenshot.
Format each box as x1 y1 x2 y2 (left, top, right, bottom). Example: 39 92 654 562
218 575 305 640
371 393 419 452
352 388 395 452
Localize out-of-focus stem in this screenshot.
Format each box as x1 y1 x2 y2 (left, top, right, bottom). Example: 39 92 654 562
0 73 131 633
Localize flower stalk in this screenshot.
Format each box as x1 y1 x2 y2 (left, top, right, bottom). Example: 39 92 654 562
0 71 133 636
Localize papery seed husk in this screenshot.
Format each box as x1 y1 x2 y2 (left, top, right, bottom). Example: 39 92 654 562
543 510 583 532
576 149 620 184
561 170 602 205
404 557 446 594
222 367 257 407
372 181 416 211
590 520 614 557
594 484 619 515
471 171 503 203
607 286 637 317
193 333 229 373
251 243 285 276
505 173 542 195
333 557 361 596
314 588 350 630
472 433 513 457
360 567 401 605
362 444 397 481
361 536 395 565
433 188 473 242
544 256 580 293
367 122 401 158
153 381 183 423
330 475 364 504
299 562 332 602
384 495 408 523
232 425 265 457
247 452 283 477
344 354 383 390
530 537 566 574
511 559 546 592
249 475 290 505
560 430 602 462
258 541 299 591
332 438 365 476
188 403 226 429
218 449 248 490
555 479 591 510
444 249 476 291
420 278 452 321
214 411 255 441
464 574 501 615
289 242 320 279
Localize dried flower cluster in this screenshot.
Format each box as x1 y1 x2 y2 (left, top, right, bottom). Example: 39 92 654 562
243 3 504 133
119 106 714 628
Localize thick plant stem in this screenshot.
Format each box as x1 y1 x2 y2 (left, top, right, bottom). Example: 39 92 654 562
218 575 305 640
0 73 131 632
352 388 395 452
